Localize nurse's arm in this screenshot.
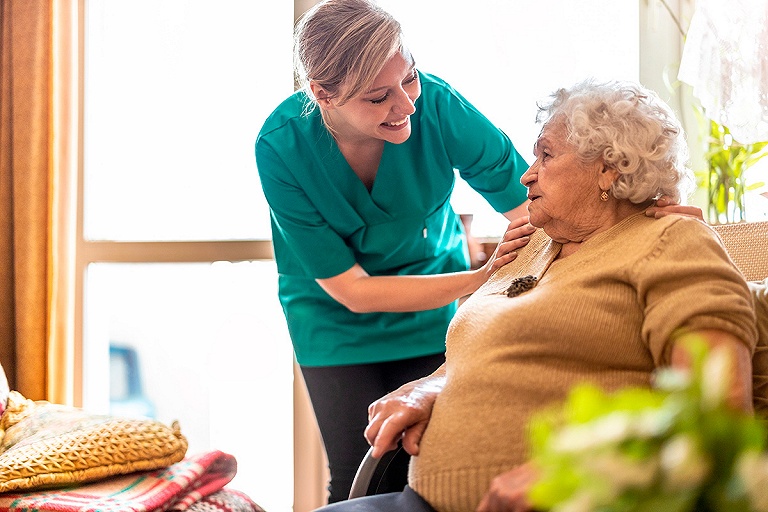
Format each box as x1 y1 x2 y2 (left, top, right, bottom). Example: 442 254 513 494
317 219 534 313
502 200 531 222
318 263 487 313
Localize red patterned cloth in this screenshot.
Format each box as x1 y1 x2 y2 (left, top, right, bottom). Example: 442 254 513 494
0 451 264 512
188 489 265 512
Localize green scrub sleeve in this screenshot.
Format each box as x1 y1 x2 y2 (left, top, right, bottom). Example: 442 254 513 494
427 81 529 214
257 140 357 279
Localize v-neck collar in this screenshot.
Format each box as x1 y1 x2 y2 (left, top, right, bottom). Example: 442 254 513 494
319 127 394 222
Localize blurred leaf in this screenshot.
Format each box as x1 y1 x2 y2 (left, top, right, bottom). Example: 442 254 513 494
526 342 768 511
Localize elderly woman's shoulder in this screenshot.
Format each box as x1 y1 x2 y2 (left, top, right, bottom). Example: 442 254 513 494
615 213 717 246
597 215 727 271
640 213 720 241
751 278 768 307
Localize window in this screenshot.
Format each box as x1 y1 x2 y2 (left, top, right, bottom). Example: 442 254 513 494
78 2 295 511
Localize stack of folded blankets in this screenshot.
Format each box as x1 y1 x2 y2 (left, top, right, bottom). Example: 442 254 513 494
0 378 266 512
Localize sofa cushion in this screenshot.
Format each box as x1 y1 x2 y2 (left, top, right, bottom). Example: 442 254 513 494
0 391 187 492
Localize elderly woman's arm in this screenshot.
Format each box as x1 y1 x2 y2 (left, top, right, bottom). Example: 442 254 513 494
670 328 754 412
365 364 446 458
475 328 755 512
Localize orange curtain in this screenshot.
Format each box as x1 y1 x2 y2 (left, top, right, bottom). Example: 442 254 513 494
0 0 52 400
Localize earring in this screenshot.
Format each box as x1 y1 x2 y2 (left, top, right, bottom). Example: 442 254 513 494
600 190 609 202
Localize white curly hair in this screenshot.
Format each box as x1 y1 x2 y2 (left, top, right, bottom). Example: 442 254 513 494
536 79 694 203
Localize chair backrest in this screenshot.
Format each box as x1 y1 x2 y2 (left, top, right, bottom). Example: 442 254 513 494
711 221 768 419
712 221 768 281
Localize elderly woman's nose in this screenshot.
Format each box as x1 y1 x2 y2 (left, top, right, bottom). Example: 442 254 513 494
520 165 537 186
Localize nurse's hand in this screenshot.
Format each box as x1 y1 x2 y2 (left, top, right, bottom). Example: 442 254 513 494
485 216 535 274
645 196 704 221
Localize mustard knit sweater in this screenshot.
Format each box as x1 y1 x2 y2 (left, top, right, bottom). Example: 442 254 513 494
409 213 757 511
750 278 768 417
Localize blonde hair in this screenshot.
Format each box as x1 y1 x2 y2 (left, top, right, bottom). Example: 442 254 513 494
294 0 404 107
537 79 693 203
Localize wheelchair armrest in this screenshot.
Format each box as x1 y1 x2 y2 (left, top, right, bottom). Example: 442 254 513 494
348 445 409 499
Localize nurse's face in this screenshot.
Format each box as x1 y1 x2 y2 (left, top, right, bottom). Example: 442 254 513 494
321 50 421 145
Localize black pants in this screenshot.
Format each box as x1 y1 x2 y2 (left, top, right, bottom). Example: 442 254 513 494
313 486 436 511
301 353 445 504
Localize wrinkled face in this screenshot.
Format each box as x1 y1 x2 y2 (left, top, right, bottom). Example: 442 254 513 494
320 50 421 145
520 120 604 241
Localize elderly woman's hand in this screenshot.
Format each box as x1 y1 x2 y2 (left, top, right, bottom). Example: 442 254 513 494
365 367 446 458
476 463 539 512
645 196 704 221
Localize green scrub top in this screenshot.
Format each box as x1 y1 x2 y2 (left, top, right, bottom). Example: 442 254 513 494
256 72 528 367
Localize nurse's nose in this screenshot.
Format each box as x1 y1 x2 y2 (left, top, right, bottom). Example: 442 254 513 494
392 89 416 116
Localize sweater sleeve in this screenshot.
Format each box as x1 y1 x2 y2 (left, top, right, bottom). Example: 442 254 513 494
632 218 757 366
750 278 768 418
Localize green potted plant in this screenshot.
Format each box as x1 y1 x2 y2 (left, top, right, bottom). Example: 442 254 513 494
657 0 768 225
701 120 768 225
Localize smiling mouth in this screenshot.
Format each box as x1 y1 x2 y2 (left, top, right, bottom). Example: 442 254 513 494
382 117 408 127
528 195 540 201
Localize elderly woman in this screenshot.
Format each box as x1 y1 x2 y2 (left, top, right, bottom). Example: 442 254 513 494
315 80 757 512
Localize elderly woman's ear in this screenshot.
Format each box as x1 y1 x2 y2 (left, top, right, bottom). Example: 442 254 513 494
597 165 619 195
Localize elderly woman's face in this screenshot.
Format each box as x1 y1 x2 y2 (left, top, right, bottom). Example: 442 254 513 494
520 120 604 240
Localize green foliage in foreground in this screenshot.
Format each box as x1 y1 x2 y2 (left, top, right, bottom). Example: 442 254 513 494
528 338 768 512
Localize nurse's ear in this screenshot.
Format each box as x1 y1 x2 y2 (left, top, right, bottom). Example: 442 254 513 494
310 82 336 110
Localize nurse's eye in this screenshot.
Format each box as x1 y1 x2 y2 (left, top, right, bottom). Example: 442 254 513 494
370 94 389 104
404 70 418 85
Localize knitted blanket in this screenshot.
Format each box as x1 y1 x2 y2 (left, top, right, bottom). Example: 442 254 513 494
0 451 264 512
